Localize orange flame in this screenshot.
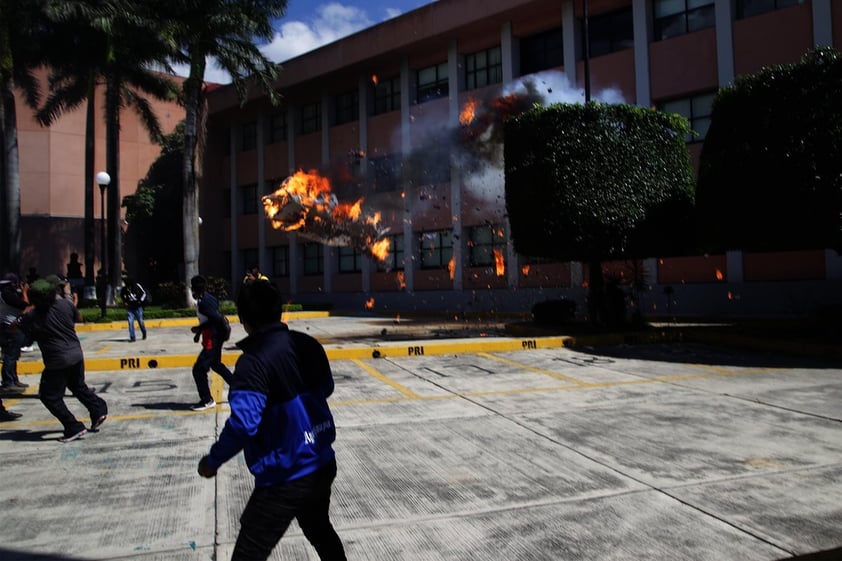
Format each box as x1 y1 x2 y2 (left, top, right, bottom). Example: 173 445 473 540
727 291 733 300
365 297 375 309
493 249 505 277
370 238 390 261
521 264 530 276
371 74 379 85
396 271 406 289
448 256 456 280
459 97 477 126
715 268 724 281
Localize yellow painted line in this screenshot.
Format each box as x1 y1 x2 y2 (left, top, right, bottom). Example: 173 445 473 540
351 359 419 398
476 352 588 385
326 336 569 360
74 311 329 332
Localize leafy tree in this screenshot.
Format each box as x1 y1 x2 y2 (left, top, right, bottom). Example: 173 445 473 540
696 47 842 253
157 0 286 305
123 122 185 289
38 0 179 294
0 0 46 274
505 102 695 325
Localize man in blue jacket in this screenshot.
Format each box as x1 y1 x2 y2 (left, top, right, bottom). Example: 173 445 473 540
197 279 346 561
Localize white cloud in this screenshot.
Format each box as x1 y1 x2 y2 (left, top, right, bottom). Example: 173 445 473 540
384 8 403 19
260 3 372 65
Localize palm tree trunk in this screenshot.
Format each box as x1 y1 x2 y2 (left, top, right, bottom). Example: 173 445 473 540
105 72 121 302
182 75 203 306
84 72 95 286
1 82 21 274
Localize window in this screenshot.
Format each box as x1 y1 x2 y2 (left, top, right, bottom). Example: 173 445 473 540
240 183 258 215
373 76 401 115
653 0 715 41
658 91 715 143
417 62 448 103
369 153 401 193
465 46 503 90
268 113 287 144
736 0 802 18
587 8 634 57
338 246 362 273
302 243 324 275
241 121 257 151
520 27 563 75
376 234 405 271
271 246 289 277
300 101 321 135
468 225 506 267
419 229 453 269
334 90 359 125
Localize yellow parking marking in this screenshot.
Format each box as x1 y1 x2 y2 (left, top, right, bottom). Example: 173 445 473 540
476 352 588 385
352 359 419 398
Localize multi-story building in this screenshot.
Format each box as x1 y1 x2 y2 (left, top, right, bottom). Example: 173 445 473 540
14 70 184 288
201 0 842 317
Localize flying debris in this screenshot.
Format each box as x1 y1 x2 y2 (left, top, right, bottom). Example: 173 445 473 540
262 170 391 261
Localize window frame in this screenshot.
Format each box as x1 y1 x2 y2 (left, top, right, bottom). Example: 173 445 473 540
465 45 503 90
653 0 716 41
268 112 287 144
337 246 363 273
416 62 449 103
334 89 359 125
519 26 564 76
240 183 258 215
587 7 634 58
241 121 257 152
302 243 324 276
271 245 289 278
419 229 454 270
373 75 401 115
376 234 405 272
658 91 716 143
300 101 322 135
467 224 507 267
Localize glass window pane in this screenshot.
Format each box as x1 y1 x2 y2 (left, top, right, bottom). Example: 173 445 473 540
687 5 715 31
654 0 686 18
661 99 691 118
691 93 715 117
687 0 714 10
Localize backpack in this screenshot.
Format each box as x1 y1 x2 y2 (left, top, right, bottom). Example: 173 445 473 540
221 315 232 342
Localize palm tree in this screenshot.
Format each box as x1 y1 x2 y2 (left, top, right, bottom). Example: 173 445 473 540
38 0 179 296
0 1 47 274
161 0 285 305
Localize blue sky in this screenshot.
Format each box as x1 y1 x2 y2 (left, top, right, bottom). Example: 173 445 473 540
201 1 436 83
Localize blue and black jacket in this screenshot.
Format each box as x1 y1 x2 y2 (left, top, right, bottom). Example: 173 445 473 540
205 322 337 487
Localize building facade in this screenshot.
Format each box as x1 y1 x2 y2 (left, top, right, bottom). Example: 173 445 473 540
202 0 842 318
14 70 184 287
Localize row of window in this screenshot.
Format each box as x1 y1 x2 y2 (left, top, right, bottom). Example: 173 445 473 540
246 225 507 277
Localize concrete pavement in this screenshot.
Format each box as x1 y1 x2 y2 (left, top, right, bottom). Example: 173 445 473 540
1 313 841 560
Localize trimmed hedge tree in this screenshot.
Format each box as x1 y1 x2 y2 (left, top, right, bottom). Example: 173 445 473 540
504 102 695 325
697 47 842 253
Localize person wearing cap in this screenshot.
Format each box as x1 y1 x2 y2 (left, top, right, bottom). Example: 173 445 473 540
242 265 269 285
188 275 233 411
0 273 30 394
18 279 107 442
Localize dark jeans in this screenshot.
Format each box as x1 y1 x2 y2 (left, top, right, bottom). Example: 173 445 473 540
233 458 346 561
0 326 25 386
39 360 107 436
192 339 233 402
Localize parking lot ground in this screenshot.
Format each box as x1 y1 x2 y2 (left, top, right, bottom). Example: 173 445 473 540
1 316 841 560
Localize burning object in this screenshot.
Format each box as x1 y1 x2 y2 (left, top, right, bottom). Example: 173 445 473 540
262 170 391 261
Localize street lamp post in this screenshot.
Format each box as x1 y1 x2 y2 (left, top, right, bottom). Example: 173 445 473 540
96 171 111 318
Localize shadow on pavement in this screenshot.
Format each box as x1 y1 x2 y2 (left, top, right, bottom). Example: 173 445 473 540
0 548 92 561
134 402 197 411
0 429 61 443
781 547 842 560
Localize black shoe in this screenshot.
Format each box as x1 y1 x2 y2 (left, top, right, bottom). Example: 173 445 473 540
129 338 136 342
0 409 22 422
142 333 147 340
13 381 28 389
190 400 216 411
0 385 23 395
59 428 87 443
91 414 107 431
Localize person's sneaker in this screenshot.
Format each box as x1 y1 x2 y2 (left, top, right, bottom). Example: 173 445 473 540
59 428 87 443
90 415 107 431
190 400 216 411
142 333 147 340
13 381 29 389
20 345 34 352
0 409 22 422
0 385 23 395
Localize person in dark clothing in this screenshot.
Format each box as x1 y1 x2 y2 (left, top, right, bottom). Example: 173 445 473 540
197 279 346 561
120 277 148 342
0 273 30 393
189 275 233 410
19 279 107 442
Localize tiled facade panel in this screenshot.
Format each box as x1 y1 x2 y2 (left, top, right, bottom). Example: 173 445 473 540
518 263 572 289
733 5 813 77
293 133 322 171
649 28 719 100
264 143 290 185
743 250 826 281
585 49 636 104
658 255 728 284
367 111 401 155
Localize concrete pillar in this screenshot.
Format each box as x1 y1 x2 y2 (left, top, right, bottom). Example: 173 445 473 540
632 0 652 106
358 74 371 293
400 56 415 293
448 40 463 291
715 0 735 86
726 250 743 282
256 111 266 275
228 124 239 289
562 1 576 89
287 105 298 295
824 249 842 280
812 0 833 46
